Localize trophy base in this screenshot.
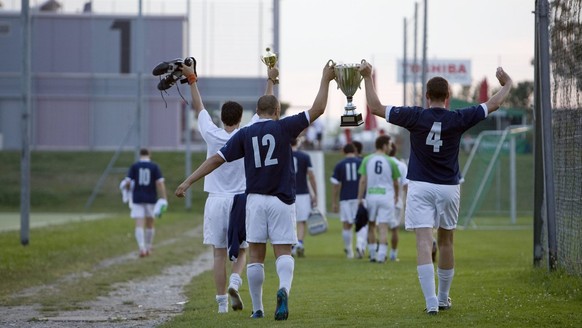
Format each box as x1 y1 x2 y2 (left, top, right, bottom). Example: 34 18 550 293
340 113 364 127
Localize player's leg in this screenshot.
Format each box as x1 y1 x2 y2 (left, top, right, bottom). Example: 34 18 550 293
435 183 460 310
406 181 439 314
390 226 399 261
245 194 270 318
228 244 246 311
437 228 454 310
268 197 296 321
131 204 147 257
376 222 389 263
203 195 232 313
213 247 229 313
144 216 155 254
416 227 439 313
247 242 267 318
340 200 356 258
293 194 310 257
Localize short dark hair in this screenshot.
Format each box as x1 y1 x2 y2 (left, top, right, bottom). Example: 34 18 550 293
389 143 397 157
221 101 243 126
375 135 391 150
257 95 279 116
139 148 150 156
352 140 363 155
426 76 449 102
343 143 355 154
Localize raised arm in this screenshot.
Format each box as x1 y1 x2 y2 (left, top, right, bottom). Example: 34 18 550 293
175 154 225 197
485 67 513 114
181 59 203 119
360 61 387 119
307 61 336 123
265 67 279 96
307 169 318 208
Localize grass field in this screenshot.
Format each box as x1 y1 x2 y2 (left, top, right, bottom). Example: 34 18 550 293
0 150 580 327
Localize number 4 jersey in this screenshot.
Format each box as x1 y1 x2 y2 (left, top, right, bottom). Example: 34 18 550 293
218 112 310 205
386 104 488 185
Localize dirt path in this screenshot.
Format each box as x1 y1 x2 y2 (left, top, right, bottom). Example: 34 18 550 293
0 227 213 328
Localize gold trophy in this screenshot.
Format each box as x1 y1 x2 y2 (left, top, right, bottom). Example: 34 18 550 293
330 59 365 127
261 47 279 84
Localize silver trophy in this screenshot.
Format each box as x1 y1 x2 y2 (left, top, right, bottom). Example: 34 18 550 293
330 59 365 127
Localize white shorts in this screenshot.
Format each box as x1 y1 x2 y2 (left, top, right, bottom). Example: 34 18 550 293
339 199 359 224
295 194 311 222
366 195 399 229
405 180 460 231
130 203 155 219
203 194 249 249
246 193 297 245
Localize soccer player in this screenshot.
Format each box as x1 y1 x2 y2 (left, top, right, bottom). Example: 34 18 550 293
175 62 335 320
351 140 368 257
122 148 167 258
330 143 362 259
290 138 317 258
360 62 513 314
388 142 408 261
178 58 265 313
357 135 401 263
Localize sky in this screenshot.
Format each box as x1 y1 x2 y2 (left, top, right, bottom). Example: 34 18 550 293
2 0 536 130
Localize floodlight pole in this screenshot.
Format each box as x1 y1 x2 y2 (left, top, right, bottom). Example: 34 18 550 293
421 0 428 108
20 0 31 246
403 17 407 106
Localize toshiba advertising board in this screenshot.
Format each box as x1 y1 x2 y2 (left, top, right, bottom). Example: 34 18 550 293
397 59 472 85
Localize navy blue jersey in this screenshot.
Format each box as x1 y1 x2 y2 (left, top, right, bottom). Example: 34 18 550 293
388 105 487 185
331 156 362 201
218 112 310 204
127 160 163 204
293 150 313 195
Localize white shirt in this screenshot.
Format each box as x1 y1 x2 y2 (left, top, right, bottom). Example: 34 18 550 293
198 109 257 195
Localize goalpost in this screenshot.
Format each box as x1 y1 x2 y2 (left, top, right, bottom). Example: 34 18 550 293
459 125 532 229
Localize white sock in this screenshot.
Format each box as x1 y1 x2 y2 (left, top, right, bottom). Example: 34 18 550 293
368 243 377 260
342 229 353 252
216 294 228 313
145 228 155 250
275 255 294 295
390 249 398 259
247 263 264 312
417 263 438 310
229 273 242 291
377 244 388 262
134 227 145 251
357 227 368 249
437 268 455 304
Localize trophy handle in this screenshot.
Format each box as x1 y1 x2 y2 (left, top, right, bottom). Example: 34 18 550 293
327 59 335 67
357 59 367 88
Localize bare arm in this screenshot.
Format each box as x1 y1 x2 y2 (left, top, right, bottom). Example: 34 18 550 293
360 61 387 118
307 170 318 208
156 180 168 200
357 175 367 204
181 63 203 118
175 154 225 197
265 67 279 96
331 183 340 213
393 179 399 205
307 62 336 123
485 67 513 114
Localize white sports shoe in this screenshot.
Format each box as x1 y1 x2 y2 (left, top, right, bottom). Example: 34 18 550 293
345 248 354 259
439 297 452 310
228 286 244 311
218 303 228 313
